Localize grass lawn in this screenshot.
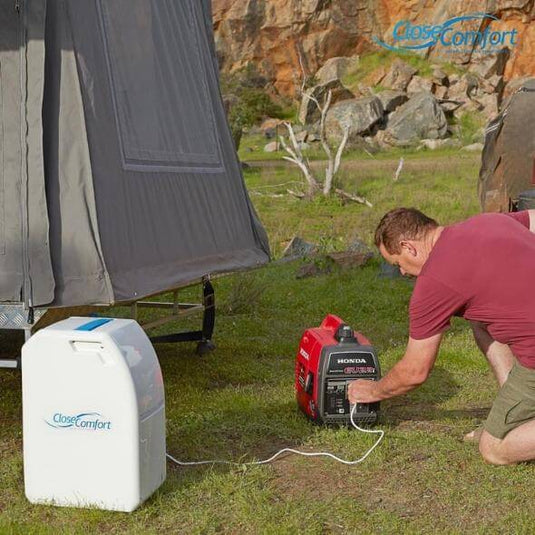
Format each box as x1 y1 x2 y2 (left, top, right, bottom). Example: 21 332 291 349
3 150 534 534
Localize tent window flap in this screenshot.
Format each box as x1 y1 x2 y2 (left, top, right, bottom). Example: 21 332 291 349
97 0 222 173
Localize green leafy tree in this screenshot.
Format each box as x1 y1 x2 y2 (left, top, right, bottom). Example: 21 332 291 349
220 64 284 150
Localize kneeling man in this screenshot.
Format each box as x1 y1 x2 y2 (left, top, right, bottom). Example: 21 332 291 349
348 207 535 465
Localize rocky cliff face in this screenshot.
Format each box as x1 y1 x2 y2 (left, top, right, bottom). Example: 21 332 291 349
213 0 535 96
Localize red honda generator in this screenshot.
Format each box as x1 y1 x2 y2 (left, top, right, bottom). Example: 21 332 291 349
295 314 381 426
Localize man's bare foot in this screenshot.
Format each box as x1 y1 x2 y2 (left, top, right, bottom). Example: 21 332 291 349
463 426 484 443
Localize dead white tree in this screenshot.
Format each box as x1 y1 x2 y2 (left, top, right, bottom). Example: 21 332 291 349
278 45 371 206
279 88 371 207
279 121 319 197
317 91 349 196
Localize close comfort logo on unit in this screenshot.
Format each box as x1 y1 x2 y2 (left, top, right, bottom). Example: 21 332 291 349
45 412 112 431
374 13 519 55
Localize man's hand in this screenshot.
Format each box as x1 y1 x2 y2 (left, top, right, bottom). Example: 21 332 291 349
347 379 381 404
347 333 443 403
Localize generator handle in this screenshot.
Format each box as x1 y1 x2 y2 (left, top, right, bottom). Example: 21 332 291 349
319 314 345 333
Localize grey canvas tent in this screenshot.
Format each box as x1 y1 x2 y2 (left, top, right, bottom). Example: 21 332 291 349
478 78 535 212
0 0 269 331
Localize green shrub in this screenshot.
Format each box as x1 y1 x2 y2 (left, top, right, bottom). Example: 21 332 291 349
220 271 268 315
450 110 485 145
220 64 287 149
229 87 283 128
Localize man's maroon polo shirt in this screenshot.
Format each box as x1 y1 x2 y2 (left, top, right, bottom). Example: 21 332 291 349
410 211 535 368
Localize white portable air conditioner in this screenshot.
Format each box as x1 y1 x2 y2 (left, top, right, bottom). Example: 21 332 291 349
22 317 166 512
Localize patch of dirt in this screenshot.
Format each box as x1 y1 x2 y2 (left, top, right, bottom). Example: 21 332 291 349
269 451 353 501
268 448 507 531
394 420 456 433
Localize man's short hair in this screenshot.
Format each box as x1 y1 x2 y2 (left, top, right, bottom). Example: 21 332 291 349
374 208 438 254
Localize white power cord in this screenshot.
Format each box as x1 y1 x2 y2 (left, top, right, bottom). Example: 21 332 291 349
166 404 384 467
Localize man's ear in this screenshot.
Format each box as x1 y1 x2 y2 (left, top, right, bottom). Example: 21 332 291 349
400 240 417 256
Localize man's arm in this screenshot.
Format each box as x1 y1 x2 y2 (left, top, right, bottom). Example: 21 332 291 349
508 209 535 232
347 333 443 403
528 210 535 233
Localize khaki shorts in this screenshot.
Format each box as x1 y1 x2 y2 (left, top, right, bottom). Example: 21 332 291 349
484 362 535 439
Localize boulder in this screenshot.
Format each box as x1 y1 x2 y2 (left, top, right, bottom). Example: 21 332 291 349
375 90 408 113
356 83 374 98
315 56 358 85
374 129 395 148
260 118 284 139
362 136 380 153
381 59 418 91
407 75 434 94
365 66 388 87
448 73 478 102
326 251 372 270
432 68 448 86
295 130 308 143
299 79 354 124
434 85 448 99
419 138 461 150
296 259 334 279
475 93 499 119
348 135 381 153
386 92 448 143
263 141 279 152
469 48 510 79
260 117 283 132
325 97 384 142
348 238 374 257
461 142 484 152
283 236 317 259
480 74 504 95
453 99 481 119
438 99 463 114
